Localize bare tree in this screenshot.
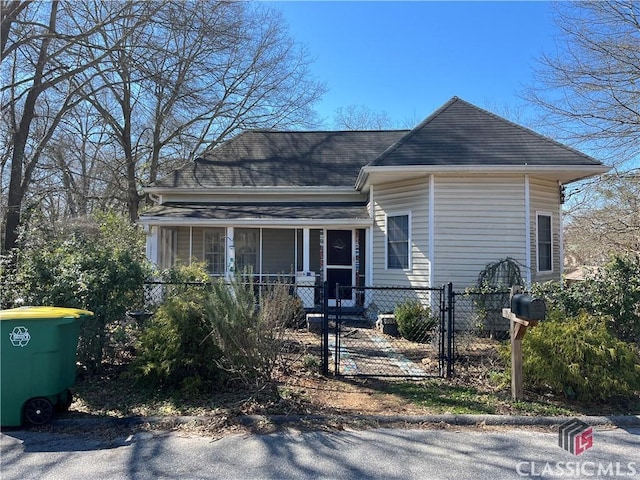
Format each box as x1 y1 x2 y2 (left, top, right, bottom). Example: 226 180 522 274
332 104 394 130
1 0 156 252
73 1 326 221
564 171 640 266
2 0 325 246
524 1 640 169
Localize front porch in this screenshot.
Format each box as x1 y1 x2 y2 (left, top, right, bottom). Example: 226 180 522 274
145 225 369 307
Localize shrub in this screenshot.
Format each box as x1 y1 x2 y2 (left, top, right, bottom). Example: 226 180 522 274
394 301 437 342
533 255 640 344
130 291 223 392
505 312 640 402
14 213 149 373
204 276 290 389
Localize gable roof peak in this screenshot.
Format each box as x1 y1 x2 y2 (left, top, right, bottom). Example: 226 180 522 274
368 96 603 168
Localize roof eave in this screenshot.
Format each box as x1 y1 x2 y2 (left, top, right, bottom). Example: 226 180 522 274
144 186 359 195
137 216 373 227
355 164 611 188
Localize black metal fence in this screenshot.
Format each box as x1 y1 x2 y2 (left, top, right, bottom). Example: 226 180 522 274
450 289 511 378
331 284 448 378
0 278 511 381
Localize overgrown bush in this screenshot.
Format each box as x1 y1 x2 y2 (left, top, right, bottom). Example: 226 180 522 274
131 265 296 393
13 213 149 373
130 290 223 392
394 300 437 342
503 312 640 402
204 276 290 389
533 255 640 344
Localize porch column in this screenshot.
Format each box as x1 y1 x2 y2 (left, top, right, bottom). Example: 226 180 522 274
146 225 159 267
303 228 310 272
226 227 235 279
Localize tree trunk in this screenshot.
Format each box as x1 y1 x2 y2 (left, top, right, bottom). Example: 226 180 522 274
2 1 58 252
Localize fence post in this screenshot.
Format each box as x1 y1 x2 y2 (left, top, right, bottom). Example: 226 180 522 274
439 285 446 377
322 281 329 376
447 282 454 378
334 283 341 375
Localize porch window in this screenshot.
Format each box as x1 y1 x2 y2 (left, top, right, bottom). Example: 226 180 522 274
387 214 409 270
537 213 552 272
235 228 259 274
159 228 177 269
204 228 226 275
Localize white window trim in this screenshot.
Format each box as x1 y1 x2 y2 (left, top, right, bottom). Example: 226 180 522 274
385 211 412 271
536 211 553 273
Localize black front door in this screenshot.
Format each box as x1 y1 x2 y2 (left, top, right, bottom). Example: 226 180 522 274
326 230 353 304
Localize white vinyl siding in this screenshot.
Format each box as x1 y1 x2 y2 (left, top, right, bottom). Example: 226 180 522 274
372 177 430 287
433 175 527 288
529 177 561 282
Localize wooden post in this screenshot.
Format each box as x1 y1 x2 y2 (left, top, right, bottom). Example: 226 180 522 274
511 318 524 401
504 286 529 401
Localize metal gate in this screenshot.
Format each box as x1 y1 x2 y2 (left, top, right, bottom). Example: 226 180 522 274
322 284 453 378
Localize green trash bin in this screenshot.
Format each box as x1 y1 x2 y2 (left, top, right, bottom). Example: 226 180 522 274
0 306 93 427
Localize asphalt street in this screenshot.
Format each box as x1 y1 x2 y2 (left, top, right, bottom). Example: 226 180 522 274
1 423 639 479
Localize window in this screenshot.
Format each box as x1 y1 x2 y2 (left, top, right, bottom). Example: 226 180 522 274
537 214 552 272
204 228 225 275
235 228 259 274
159 228 177 269
387 214 409 269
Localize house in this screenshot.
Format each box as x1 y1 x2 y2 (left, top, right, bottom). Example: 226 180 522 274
139 97 609 306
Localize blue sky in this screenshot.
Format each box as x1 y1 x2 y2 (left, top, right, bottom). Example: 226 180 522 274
270 1 557 127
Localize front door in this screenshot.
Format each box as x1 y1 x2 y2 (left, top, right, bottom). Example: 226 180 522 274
326 229 354 306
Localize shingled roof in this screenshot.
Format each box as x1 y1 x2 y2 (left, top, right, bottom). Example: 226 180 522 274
148 97 606 191
369 97 602 167
150 130 408 189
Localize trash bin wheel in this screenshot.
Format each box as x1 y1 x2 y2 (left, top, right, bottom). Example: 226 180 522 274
24 397 54 425
56 389 73 413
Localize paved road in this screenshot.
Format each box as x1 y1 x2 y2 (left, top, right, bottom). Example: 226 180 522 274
1 425 638 479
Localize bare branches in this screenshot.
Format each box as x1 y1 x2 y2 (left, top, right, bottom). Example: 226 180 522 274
524 1 640 169
564 171 640 265
2 0 325 249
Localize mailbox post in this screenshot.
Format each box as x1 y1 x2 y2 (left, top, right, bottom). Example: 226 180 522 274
502 286 545 400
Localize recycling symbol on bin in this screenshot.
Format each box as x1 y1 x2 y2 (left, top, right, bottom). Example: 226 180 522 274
9 326 31 347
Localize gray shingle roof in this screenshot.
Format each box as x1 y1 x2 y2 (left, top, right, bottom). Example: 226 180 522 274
142 202 370 221
370 97 602 167
151 130 408 189
149 97 604 191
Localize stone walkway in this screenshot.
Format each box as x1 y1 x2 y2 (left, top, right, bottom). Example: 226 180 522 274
329 325 440 377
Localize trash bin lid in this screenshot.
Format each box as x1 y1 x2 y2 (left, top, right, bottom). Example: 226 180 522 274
0 306 94 320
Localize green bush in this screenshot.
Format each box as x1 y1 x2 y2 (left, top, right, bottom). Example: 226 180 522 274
14 213 149 373
533 255 640 344
394 301 437 342
506 312 640 402
204 276 289 389
130 291 223 392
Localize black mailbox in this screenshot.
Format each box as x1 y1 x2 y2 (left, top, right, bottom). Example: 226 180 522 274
511 294 546 321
